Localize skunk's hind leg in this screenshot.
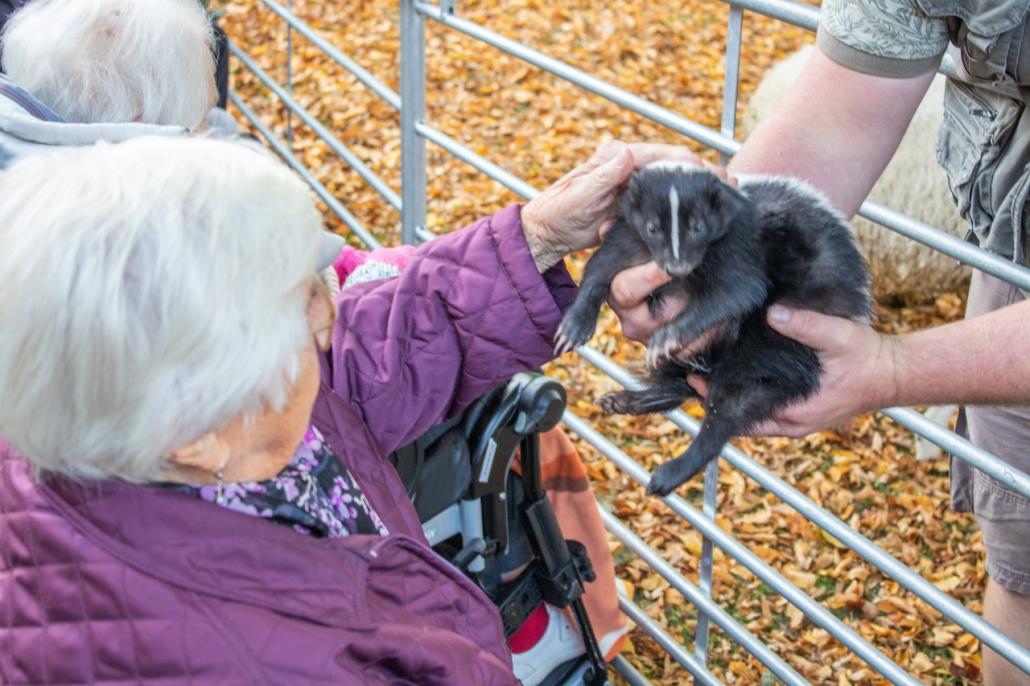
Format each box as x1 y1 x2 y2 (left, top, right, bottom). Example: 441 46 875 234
599 360 697 415
599 382 694 415
646 377 787 496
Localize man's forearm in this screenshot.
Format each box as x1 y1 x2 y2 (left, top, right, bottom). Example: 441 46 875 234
727 49 935 218
887 298 1030 407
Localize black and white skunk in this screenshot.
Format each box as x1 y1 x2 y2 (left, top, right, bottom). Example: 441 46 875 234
555 163 871 496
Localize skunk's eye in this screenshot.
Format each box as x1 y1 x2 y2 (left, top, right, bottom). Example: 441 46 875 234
646 221 659 235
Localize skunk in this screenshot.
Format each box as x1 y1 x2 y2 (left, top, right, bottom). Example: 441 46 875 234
555 163 871 496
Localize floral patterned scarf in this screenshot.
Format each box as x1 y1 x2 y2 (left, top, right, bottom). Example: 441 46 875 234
178 426 388 538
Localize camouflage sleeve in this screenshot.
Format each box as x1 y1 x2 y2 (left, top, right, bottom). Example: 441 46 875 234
817 0 948 78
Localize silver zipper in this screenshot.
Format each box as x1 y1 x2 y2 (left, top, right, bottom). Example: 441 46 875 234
954 80 998 121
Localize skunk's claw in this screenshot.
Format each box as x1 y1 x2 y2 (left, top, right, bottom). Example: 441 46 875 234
645 327 683 367
554 313 595 356
554 332 574 357
646 462 683 497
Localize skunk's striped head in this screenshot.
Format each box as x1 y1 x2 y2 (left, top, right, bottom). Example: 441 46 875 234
620 163 749 278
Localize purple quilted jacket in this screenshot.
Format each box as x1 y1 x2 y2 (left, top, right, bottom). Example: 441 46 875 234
0 205 577 685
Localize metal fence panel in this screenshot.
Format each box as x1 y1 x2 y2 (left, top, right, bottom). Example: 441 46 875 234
229 0 1030 680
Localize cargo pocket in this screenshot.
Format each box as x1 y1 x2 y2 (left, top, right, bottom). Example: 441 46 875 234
936 80 1022 244
993 164 1030 267
972 469 1030 522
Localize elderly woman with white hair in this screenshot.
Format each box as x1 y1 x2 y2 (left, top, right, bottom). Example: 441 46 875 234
0 0 222 159
0 135 693 684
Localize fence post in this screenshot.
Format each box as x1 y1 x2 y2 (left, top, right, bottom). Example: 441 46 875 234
691 6 746 664
285 0 294 146
720 5 744 158
400 0 427 245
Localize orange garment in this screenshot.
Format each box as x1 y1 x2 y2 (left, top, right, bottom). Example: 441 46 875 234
536 428 628 660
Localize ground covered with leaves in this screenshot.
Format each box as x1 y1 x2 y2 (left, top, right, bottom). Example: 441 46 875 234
220 1 984 682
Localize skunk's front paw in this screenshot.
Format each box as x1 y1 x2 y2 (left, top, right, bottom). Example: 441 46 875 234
554 309 596 356
645 326 684 367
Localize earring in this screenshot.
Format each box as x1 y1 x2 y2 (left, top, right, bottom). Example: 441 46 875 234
214 469 225 505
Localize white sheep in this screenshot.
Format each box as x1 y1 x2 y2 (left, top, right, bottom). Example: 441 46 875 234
741 45 969 304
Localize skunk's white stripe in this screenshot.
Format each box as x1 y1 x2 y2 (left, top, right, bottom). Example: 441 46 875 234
669 185 680 261
645 160 707 175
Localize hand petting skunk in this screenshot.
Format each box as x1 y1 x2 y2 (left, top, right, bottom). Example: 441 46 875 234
555 162 871 497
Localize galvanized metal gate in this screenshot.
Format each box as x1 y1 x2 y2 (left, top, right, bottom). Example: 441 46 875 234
227 1 1030 682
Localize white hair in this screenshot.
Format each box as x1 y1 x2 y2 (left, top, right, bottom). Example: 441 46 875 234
1 0 216 127
0 137 323 481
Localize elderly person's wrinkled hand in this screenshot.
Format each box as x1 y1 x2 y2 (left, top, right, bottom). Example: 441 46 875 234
520 141 706 272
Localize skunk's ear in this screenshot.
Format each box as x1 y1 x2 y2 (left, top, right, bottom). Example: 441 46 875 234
707 183 749 240
716 184 749 219
626 171 642 197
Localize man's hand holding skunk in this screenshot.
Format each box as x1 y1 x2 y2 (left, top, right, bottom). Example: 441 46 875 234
604 171 897 441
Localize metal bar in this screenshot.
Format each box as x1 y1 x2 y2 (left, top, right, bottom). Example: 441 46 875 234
285 0 293 146
258 0 401 110
600 507 809 685
415 2 1030 292
704 0 738 628
858 201 1030 293
611 655 653 686
415 2 736 155
695 456 718 663
576 346 1030 674
401 40 1030 570
230 92 381 249
414 225 436 243
231 43 403 211
702 11 736 639
885 407 1030 499
400 0 427 245
726 0 818 31
415 122 540 200
616 586 724 686
719 5 744 160
566 411 922 686
230 0 1030 674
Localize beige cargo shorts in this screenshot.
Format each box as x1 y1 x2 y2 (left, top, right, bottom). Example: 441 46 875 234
951 271 1030 595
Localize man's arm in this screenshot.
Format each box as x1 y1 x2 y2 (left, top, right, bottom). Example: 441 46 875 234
727 48 935 218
